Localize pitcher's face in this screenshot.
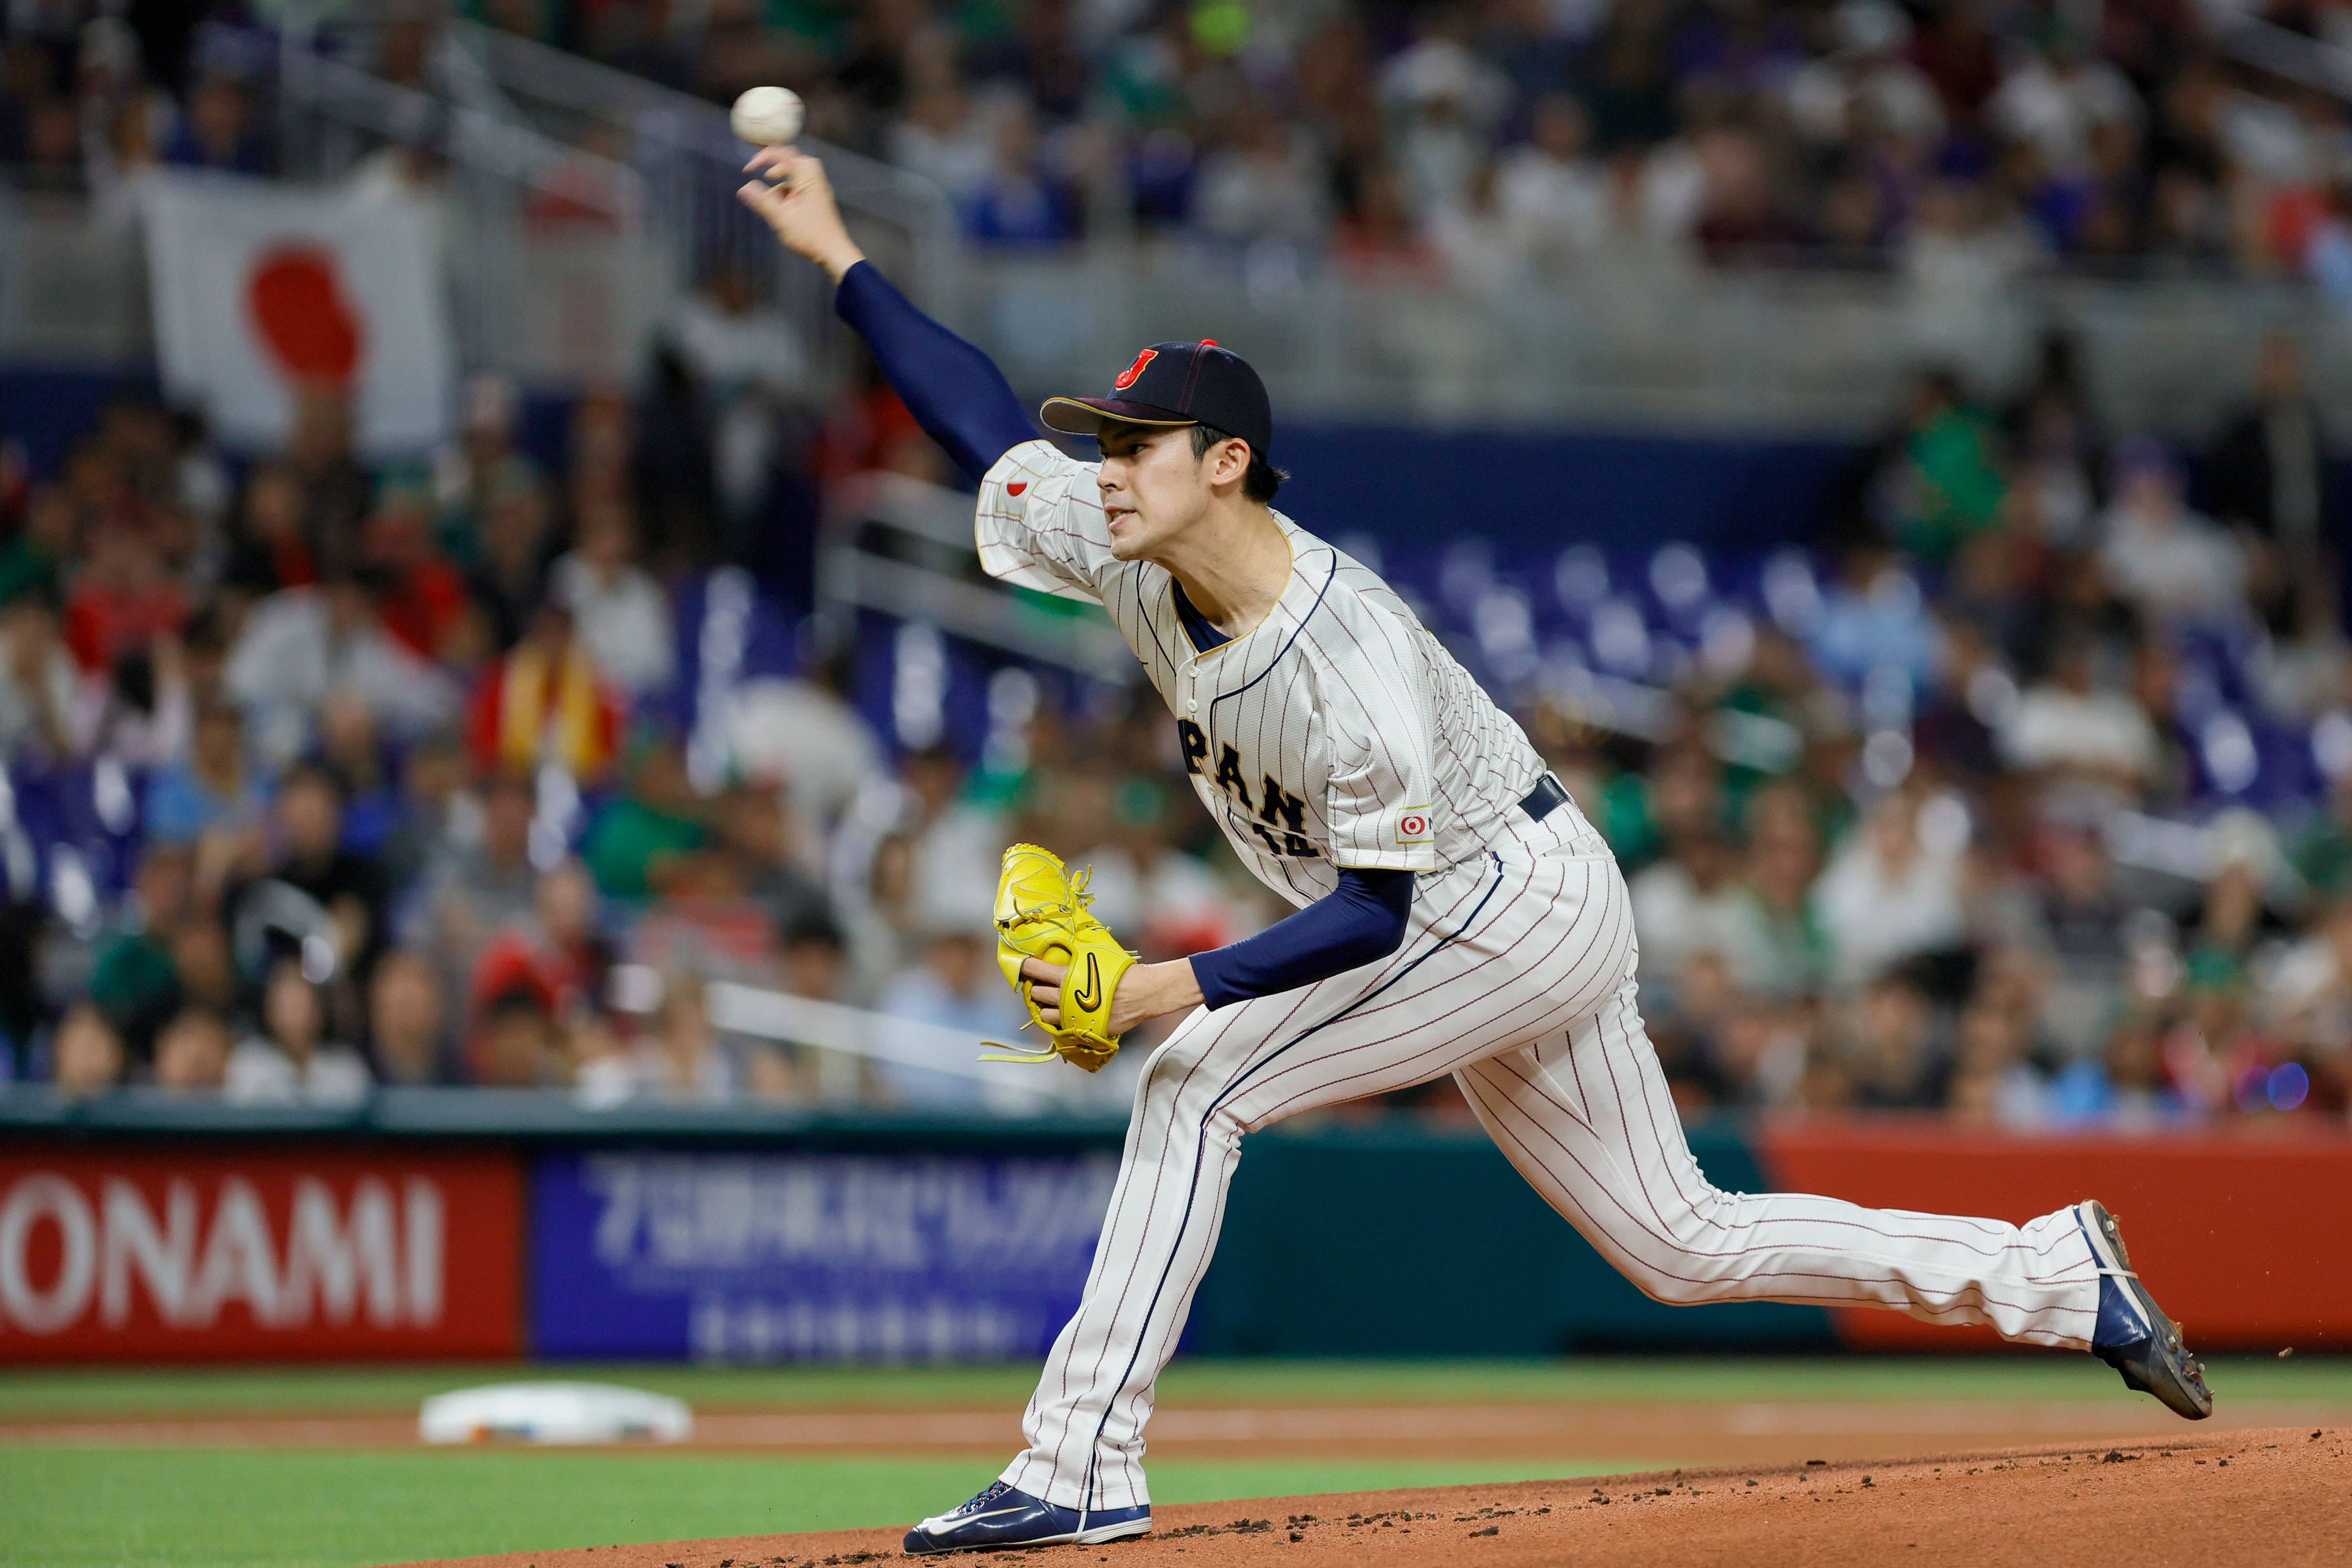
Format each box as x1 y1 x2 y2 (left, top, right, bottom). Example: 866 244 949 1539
1095 425 1218 562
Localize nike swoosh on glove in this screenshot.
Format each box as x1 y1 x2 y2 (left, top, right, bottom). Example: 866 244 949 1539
982 842 1137 1073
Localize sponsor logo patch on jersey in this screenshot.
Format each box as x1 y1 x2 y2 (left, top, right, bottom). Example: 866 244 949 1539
1393 806 1433 845
1113 348 1158 391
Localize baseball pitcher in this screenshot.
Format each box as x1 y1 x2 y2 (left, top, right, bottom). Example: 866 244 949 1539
739 146 2211 1557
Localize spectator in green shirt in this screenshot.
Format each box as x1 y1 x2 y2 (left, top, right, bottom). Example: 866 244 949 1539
0 487 73 609
87 844 196 1065
1883 369 2008 561
2293 775 2352 902
583 732 708 901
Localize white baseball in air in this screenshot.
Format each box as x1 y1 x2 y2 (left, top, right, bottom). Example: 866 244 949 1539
731 85 804 147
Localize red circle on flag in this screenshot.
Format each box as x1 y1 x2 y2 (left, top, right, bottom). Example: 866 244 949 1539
246 246 364 385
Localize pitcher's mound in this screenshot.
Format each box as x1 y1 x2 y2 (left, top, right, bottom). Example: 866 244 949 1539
387 1427 2345 1568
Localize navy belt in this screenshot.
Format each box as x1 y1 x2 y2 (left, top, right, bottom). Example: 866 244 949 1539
1519 773 1568 823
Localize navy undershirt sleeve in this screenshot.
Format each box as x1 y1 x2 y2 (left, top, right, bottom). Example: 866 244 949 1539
833 260 1036 483
1189 867 1413 1010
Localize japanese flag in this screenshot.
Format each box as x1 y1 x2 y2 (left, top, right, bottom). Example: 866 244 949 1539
142 172 452 456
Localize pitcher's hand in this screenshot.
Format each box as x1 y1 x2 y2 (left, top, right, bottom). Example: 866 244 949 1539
1019 956 1203 1037
737 146 865 281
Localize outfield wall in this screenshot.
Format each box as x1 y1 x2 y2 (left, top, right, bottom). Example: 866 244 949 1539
0 1095 2341 1361
1760 1120 2352 1353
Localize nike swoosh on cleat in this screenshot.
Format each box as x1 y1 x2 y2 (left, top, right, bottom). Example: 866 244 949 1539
922 1507 1028 1530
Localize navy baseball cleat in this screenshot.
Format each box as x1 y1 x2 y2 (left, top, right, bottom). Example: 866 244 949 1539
903 1480 1152 1555
2078 1199 2212 1420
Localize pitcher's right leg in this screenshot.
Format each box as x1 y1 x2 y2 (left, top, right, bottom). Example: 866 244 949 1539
1457 977 2102 1347
999 839 1630 1518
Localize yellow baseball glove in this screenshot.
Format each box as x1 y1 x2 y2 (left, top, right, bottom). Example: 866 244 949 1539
980 842 1137 1073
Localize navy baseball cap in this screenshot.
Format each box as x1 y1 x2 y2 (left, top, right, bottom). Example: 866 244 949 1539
1039 341 1273 459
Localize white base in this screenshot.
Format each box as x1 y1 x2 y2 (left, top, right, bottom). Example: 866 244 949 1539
417 1382 693 1445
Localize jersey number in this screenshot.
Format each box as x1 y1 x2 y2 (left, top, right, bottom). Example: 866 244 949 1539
1177 720 1319 860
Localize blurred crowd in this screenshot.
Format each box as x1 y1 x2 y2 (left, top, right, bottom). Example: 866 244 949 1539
13 0 2352 291
1528 323 2352 1130
0 312 2347 1133
0 364 1283 1112
3 4 2351 1131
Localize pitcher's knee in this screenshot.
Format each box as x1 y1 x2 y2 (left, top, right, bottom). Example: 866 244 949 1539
1594 1241 1746 1307
1588 1188 1749 1307
1630 1266 1729 1307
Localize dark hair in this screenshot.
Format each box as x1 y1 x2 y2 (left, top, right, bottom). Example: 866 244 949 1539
111 651 156 716
1190 423 1287 504
485 985 551 1023
782 913 847 952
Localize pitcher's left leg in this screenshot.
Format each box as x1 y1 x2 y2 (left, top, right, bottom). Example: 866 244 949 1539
1459 975 2101 1347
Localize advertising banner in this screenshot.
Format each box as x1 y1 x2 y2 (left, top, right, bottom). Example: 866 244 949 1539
532 1151 1118 1361
0 1145 523 1360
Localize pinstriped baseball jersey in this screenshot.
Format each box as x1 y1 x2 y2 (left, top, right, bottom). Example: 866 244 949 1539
977 440 1571 908
963 452 2115 1524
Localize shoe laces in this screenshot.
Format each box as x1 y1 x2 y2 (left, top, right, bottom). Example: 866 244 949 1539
953 1481 1014 1518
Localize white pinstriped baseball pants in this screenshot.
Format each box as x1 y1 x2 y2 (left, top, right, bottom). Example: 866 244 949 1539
1001 808 2102 1511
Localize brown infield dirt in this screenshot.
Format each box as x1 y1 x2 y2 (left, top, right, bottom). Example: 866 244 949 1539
386 1427 2347 1568
15 1394 2342 1463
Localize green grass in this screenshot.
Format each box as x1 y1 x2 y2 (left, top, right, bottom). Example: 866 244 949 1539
4 1357 2349 1568
1 1355 2347 1421
0 1448 1653 1568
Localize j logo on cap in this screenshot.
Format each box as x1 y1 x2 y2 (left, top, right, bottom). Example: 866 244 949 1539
1114 349 1158 391
1040 339 1274 460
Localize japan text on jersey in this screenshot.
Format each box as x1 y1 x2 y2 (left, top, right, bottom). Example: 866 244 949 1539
1175 721 1318 861
973 441 1566 911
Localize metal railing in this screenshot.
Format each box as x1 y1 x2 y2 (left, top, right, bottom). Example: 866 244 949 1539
254 8 956 387
7 176 2342 433
444 18 957 387
0 187 149 365
9 0 2352 421
947 245 2350 436
269 12 670 386
598 963 1085 1113
2209 4 2352 100
815 470 1134 681
0 1081 1131 1135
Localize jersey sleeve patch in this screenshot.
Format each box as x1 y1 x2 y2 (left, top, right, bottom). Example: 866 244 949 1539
975 440 1108 602
1392 805 1434 846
